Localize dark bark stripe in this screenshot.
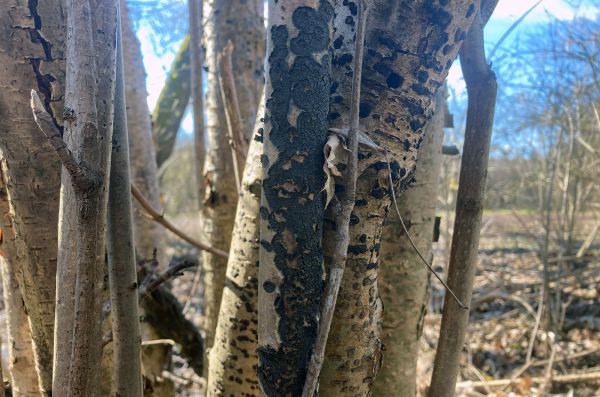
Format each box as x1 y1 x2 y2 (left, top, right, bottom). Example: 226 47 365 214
258 1 334 395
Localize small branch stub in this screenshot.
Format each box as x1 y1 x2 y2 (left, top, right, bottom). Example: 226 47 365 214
30 90 97 192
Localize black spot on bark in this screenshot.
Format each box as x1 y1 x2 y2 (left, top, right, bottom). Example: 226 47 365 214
333 35 344 49
359 102 372 118
466 4 476 18
386 72 403 89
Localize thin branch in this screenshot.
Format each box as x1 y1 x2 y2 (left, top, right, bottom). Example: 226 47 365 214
130 183 228 258
218 40 245 191
30 90 95 191
138 259 196 301
458 371 600 390
385 151 468 310
302 2 367 395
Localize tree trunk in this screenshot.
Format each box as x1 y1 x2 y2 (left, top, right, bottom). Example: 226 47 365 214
48 0 118 394
201 0 264 354
106 12 143 396
153 36 191 169
0 2 65 392
206 96 264 397
320 1 479 394
189 0 206 209
258 1 333 394
0 171 42 397
373 89 446 396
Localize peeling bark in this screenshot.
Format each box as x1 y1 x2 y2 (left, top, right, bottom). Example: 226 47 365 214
373 89 446 396
153 36 191 168
0 1 65 392
206 97 264 397
201 0 264 353
0 171 42 397
120 1 167 266
320 1 479 395
258 1 333 394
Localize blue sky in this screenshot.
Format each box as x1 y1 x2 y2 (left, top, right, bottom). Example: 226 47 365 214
137 0 600 137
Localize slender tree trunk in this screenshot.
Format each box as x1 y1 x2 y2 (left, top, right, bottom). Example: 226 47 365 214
201 0 264 354
373 89 446 396
320 1 479 394
429 6 498 396
106 12 143 396
0 2 65 393
46 0 118 394
189 0 206 208
0 171 42 397
153 37 191 168
206 96 264 396
258 1 333 394
120 1 167 266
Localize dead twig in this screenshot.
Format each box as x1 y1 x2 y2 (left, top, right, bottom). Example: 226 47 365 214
138 260 197 301
130 183 228 258
218 40 246 192
301 2 367 395
458 370 600 390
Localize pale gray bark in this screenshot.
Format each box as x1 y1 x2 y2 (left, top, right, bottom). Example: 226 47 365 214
206 96 264 397
0 170 42 397
374 88 446 396
0 2 65 392
106 12 143 396
189 0 206 208
47 0 118 394
201 0 264 354
121 1 167 266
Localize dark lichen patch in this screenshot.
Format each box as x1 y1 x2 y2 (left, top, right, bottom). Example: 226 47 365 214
336 53 353 66
417 70 429 83
348 245 368 254
359 102 372 118
386 72 403 89
466 4 476 18
344 15 355 25
411 83 430 96
258 1 333 395
333 35 344 49
454 29 466 43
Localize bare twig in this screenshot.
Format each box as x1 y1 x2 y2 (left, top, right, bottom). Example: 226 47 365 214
386 151 468 310
301 2 367 396
458 371 600 390
218 40 246 191
540 332 557 394
130 183 228 258
30 90 96 191
139 260 196 301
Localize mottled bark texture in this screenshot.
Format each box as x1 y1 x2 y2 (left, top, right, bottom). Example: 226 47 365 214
258 1 333 395
50 0 117 395
320 1 479 395
189 0 206 208
0 1 65 392
429 6 497 396
206 97 264 397
201 0 264 352
153 36 191 168
373 89 446 396
106 13 143 396
0 171 42 397
121 1 166 265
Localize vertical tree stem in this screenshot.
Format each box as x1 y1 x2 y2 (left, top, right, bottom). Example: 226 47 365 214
106 10 143 396
428 6 498 396
301 1 367 395
189 0 206 207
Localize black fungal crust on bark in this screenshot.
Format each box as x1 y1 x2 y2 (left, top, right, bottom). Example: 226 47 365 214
258 0 333 395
